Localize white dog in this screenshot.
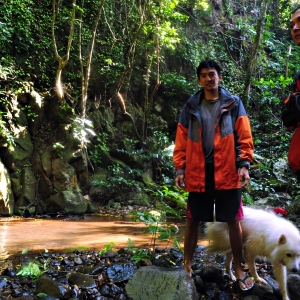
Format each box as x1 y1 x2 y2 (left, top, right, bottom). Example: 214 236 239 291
206 207 300 300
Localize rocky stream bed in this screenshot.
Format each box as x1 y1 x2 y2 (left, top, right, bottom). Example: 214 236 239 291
1 240 300 300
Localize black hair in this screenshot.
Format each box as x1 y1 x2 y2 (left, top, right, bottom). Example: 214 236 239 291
292 4 300 15
196 59 222 79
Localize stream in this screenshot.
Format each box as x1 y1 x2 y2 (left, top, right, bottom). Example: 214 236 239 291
0 215 209 259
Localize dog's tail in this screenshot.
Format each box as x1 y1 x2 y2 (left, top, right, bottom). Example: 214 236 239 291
206 221 231 254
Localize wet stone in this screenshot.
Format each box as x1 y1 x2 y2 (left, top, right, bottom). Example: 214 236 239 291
35 274 70 298
193 275 205 293
139 258 152 266
213 290 233 300
73 257 83 265
68 272 96 289
4 267 16 277
232 280 274 298
287 274 300 299
263 276 281 297
118 248 133 255
77 264 104 275
151 257 171 267
61 259 71 265
115 294 126 300
106 263 137 282
215 253 226 263
11 288 23 297
155 247 163 253
170 248 184 260
0 276 8 288
101 250 118 259
198 265 224 283
100 283 122 297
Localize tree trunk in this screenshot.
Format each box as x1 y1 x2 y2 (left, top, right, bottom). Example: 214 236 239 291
242 0 269 103
78 0 106 118
51 0 76 102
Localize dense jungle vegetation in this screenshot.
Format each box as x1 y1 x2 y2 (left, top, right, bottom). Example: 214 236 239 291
1 0 300 217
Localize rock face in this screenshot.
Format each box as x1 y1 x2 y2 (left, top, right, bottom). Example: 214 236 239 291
125 266 198 300
0 78 177 216
0 88 92 216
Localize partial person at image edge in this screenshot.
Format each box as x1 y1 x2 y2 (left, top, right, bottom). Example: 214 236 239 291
282 4 300 180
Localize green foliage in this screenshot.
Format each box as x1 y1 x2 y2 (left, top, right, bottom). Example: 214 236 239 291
36 294 48 298
98 242 116 255
132 210 182 252
252 75 293 106
89 132 109 165
16 249 51 280
0 117 15 146
113 164 142 191
1 0 35 54
52 142 64 157
121 131 174 184
145 183 187 217
242 193 254 206
161 73 195 97
127 239 151 263
21 105 37 121
17 261 43 279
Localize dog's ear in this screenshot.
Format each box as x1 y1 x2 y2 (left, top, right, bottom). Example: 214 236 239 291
278 234 287 245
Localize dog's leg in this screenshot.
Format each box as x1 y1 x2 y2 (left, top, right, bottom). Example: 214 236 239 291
244 248 267 285
225 252 236 281
272 262 289 300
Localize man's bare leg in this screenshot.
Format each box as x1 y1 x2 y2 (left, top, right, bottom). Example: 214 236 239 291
183 219 200 277
227 220 253 289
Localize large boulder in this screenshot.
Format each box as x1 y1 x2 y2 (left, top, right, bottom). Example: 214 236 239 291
51 158 78 192
43 190 88 214
125 266 198 300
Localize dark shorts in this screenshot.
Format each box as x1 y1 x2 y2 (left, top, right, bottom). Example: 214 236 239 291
186 164 244 222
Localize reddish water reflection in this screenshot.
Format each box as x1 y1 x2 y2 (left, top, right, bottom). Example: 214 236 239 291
0 216 209 257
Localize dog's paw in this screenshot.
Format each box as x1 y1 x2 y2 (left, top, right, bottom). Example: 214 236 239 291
254 276 267 285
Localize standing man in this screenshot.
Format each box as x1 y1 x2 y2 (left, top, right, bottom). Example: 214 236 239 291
282 5 300 179
173 59 254 291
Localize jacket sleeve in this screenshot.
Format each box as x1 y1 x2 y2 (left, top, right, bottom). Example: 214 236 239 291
282 94 300 130
233 97 254 168
282 71 300 130
173 106 189 175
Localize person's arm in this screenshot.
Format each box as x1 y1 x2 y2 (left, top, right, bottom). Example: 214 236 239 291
234 97 254 187
173 106 189 190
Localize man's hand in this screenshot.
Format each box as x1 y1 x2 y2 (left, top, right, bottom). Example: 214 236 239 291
175 174 186 190
239 167 250 187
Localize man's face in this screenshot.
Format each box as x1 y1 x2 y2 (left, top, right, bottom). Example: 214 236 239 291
290 9 300 45
198 68 222 92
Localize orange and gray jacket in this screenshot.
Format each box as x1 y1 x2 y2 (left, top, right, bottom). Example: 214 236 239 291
173 87 254 192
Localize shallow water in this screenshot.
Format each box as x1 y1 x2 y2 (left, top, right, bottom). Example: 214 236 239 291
0 215 209 257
